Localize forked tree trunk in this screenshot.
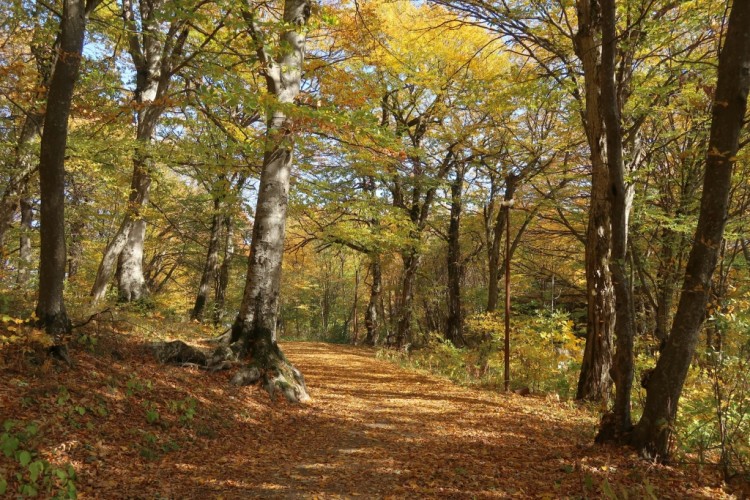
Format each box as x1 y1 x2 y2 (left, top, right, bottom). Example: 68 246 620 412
35 0 91 336
91 0 186 303
230 0 312 403
574 0 615 403
487 174 517 312
630 1 750 461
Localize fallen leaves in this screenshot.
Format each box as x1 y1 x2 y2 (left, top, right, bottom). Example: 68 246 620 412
0 324 732 498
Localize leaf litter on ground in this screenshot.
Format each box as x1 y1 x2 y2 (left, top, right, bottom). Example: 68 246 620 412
0 319 732 498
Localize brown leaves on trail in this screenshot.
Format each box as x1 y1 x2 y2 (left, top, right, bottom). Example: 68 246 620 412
0 325 729 498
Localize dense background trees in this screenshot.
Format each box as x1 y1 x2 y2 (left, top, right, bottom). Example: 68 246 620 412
1 0 749 472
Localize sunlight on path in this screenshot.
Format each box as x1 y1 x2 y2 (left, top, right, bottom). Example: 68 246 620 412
174 342 719 499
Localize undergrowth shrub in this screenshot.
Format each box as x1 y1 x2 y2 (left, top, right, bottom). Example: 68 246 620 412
379 311 583 398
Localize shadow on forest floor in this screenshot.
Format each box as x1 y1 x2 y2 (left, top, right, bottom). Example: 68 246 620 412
0 323 729 498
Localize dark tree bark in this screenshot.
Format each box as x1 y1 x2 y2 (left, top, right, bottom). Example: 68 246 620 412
35 0 92 335
574 0 615 403
597 0 635 441
230 0 312 403
214 213 233 325
191 195 223 321
445 163 466 346
630 0 750 461
486 173 517 312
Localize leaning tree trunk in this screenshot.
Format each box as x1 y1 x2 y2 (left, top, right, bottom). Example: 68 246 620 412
574 0 615 403
630 0 750 462
230 0 312 403
35 0 89 336
192 196 223 321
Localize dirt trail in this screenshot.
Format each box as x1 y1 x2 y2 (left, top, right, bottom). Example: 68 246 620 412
1 340 726 498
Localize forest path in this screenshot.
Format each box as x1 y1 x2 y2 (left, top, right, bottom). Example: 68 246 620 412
160 342 718 498
1 339 725 498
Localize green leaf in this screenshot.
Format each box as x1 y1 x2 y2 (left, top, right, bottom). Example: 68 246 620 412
29 460 45 482
19 449 32 466
25 423 38 436
20 483 37 496
1 435 19 457
0 478 6 495
3 420 15 432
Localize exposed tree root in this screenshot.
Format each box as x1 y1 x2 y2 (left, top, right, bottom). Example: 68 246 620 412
151 339 310 402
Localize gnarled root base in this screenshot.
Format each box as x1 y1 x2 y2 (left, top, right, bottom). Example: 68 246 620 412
151 338 310 403
231 344 310 403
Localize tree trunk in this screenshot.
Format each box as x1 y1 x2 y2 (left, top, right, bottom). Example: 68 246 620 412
67 193 85 279
597 0 635 441
630 1 750 461
394 251 420 348
17 194 34 287
351 266 360 344
0 115 41 256
92 0 182 303
214 213 233 325
35 0 88 336
487 174 517 312
445 164 465 346
230 0 312 403
574 0 615 403
363 256 382 346
192 197 223 321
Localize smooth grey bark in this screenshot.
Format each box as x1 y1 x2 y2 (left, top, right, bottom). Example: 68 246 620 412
192 196 223 321
35 0 93 335
363 256 382 346
91 0 189 302
17 194 33 286
230 0 312 403
631 0 750 460
574 0 615 403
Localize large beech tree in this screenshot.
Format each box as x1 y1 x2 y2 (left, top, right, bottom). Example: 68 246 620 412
630 0 750 461
229 0 312 403
35 0 100 336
